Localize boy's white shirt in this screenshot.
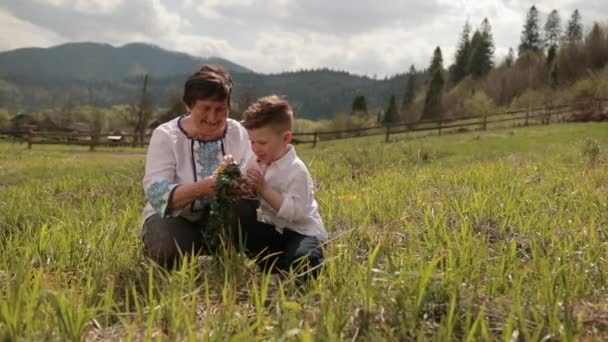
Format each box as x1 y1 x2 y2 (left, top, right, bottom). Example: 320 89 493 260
244 145 328 241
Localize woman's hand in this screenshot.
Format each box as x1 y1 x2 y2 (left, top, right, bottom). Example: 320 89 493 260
196 175 217 197
219 154 235 169
168 175 216 212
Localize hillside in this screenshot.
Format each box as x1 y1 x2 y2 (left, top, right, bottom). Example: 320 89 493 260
0 42 424 119
0 42 252 80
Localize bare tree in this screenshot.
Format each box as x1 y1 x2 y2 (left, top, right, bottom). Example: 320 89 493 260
131 74 153 147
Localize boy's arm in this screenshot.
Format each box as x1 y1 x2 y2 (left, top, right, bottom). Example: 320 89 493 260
258 184 284 212
274 171 312 223
246 168 284 211
251 167 315 223
246 164 315 223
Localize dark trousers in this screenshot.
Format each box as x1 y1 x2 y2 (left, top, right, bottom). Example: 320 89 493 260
141 199 324 276
236 199 324 277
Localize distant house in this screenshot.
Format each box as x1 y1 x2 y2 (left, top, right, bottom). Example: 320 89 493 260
106 135 123 142
10 113 38 131
105 130 123 143
62 121 92 142
67 122 91 133
37 117 60 132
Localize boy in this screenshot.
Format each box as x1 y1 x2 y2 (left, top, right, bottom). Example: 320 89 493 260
239 95 327 277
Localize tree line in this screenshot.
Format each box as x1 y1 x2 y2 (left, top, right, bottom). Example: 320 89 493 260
350 6 608 129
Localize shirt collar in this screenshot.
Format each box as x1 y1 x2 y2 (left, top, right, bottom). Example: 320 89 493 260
270 145 296 170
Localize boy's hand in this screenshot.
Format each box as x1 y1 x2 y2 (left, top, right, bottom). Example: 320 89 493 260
229 177 254 197
246 168 266 194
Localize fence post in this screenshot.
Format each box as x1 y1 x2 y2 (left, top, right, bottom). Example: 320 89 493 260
482 113 487 130
385 125 390 143
89 132 98 151
312 132 317 148
546 105 552 125
525 108 530 126
27 128 33 150
438 118 442 136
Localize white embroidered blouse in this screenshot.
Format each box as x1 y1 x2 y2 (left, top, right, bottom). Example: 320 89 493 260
142 116 252 222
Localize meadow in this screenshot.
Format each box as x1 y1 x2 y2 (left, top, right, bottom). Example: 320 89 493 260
1 122 607 341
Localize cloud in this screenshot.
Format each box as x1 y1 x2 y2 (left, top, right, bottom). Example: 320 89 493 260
1 0 182 42
192 0 446 35
0 8 64 51
1 0 607 76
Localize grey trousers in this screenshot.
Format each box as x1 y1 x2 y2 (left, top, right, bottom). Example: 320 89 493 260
141 214 209 268
141 199 324 276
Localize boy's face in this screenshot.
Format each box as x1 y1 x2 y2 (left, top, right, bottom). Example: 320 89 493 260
247 125 292 165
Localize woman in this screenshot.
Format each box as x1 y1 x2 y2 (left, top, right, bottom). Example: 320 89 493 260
140 65 252 268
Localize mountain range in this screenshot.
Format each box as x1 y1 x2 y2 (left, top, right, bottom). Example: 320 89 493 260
0 42 422 119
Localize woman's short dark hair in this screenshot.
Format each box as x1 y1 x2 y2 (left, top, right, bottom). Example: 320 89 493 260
183 65 232 108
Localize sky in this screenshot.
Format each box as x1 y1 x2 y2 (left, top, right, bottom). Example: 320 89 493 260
0 0 606 76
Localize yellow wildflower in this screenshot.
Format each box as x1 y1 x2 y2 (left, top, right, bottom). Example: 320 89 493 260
215 164 226 174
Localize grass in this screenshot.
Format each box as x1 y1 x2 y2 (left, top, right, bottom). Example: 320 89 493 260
1 122 607 340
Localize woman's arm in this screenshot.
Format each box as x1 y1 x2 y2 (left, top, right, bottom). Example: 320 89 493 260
168 176 216 211
144 127 217 217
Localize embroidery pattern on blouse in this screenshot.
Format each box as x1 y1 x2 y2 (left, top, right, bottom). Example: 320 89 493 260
195 141 220 207
196 141 220 179
147 179 172 215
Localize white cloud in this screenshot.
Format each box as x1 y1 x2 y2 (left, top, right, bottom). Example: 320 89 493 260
32 0 67 6
73 0 124 14
1 0 607 76
0 8 64 51
171 35 235 58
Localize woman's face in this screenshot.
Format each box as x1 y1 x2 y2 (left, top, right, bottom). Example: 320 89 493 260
186 98 229 138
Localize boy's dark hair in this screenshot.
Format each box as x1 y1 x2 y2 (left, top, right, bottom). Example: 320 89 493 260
241 95 293 132
183 65 232 108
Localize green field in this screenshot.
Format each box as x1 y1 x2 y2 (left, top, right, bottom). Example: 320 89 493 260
1 123 607 341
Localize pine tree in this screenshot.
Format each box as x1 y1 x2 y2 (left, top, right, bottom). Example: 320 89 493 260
504 47 515 67
351 95 368 115
429 46 443 75
401 65 416 113
550 64 559 89
544 10 562 49
586 23 608 70
450 21 472 83
383 95 399 125
468 18 495 79
519 5 542 56
423 47 444 120
544 9 562 65
546 45 558 67
565 9 583 45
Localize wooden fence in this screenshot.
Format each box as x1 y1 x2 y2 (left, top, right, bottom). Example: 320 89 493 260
1 98 605 150
293 98 605 147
